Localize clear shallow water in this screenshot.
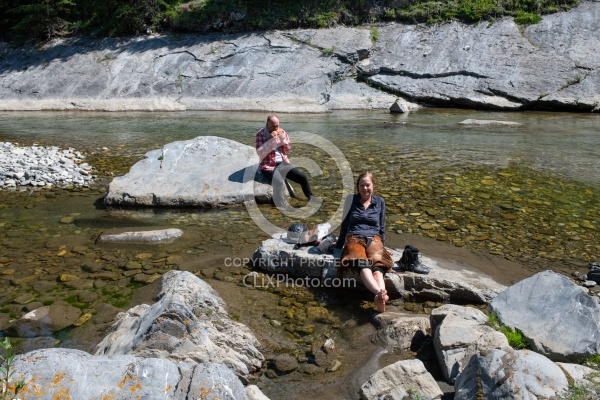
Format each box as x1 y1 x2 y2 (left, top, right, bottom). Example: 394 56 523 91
1 108 599 285
1 109 598 185
0 109 598 398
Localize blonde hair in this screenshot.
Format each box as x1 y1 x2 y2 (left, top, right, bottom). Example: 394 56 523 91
356 171 375 192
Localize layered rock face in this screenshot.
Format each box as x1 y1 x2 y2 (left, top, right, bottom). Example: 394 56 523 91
0 1 598 112
360 1 600 112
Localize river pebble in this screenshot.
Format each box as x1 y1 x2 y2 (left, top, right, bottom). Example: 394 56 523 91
0 142 95 189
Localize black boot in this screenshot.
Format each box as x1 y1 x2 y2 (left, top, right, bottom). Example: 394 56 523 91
397 245 430 274
588 262 600 284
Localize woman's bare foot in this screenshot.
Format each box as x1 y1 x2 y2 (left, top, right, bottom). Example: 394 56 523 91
374 293 385 312
374 291 389 313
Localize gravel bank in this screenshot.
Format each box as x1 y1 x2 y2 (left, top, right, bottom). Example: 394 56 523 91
0 142 95 189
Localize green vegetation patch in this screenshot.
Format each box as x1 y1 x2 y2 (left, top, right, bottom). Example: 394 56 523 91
112 299 130 308
395 0 578 25
0 0 580 43
101 287 134 309
513 10 543 25
586 354 600 367
64 294 89 310
370 27 379 42
488 312 530 350
321 45 336 56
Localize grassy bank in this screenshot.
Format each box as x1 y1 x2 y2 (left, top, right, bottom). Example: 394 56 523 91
0 0 580 44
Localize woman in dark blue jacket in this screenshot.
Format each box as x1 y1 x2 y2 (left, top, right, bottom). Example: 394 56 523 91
336 171 393 312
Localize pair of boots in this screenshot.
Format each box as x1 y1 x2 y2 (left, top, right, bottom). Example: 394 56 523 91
397 245 430 274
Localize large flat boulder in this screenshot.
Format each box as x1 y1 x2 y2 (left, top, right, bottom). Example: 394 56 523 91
104 136 272 207
489 270 600 362
252 238 506 304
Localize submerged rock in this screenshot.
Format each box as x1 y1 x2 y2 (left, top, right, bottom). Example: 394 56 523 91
97 228 184 243
458 119 521 126
5 304 82 338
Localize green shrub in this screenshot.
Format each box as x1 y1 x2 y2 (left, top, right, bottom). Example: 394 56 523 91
370 27 379 42
455 0 501 21
309 11 338 28
383 8 397 20
92 0 180 36
487 311 500 329
396 0 576 24
321 45 336 56
502 326 529 349
0 0 582 43
0 337 26 400
586 354 600 367
5 0 75 42
514 10 542 25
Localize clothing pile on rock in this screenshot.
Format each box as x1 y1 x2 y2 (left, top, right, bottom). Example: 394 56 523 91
283 222 332 250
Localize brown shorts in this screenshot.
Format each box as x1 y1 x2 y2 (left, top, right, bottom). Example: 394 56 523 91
339 234 393 274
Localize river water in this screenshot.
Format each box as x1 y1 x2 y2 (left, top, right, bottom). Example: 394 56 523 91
0 109 598 399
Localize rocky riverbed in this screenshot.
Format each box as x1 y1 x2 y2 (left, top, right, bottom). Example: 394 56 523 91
0 109 598 398
10 267 600 399
0 126 598 349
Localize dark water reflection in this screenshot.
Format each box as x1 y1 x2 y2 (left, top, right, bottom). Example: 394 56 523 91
0 109 598 397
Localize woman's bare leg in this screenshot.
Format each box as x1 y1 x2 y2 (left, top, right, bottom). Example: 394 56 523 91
360 269 388 312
